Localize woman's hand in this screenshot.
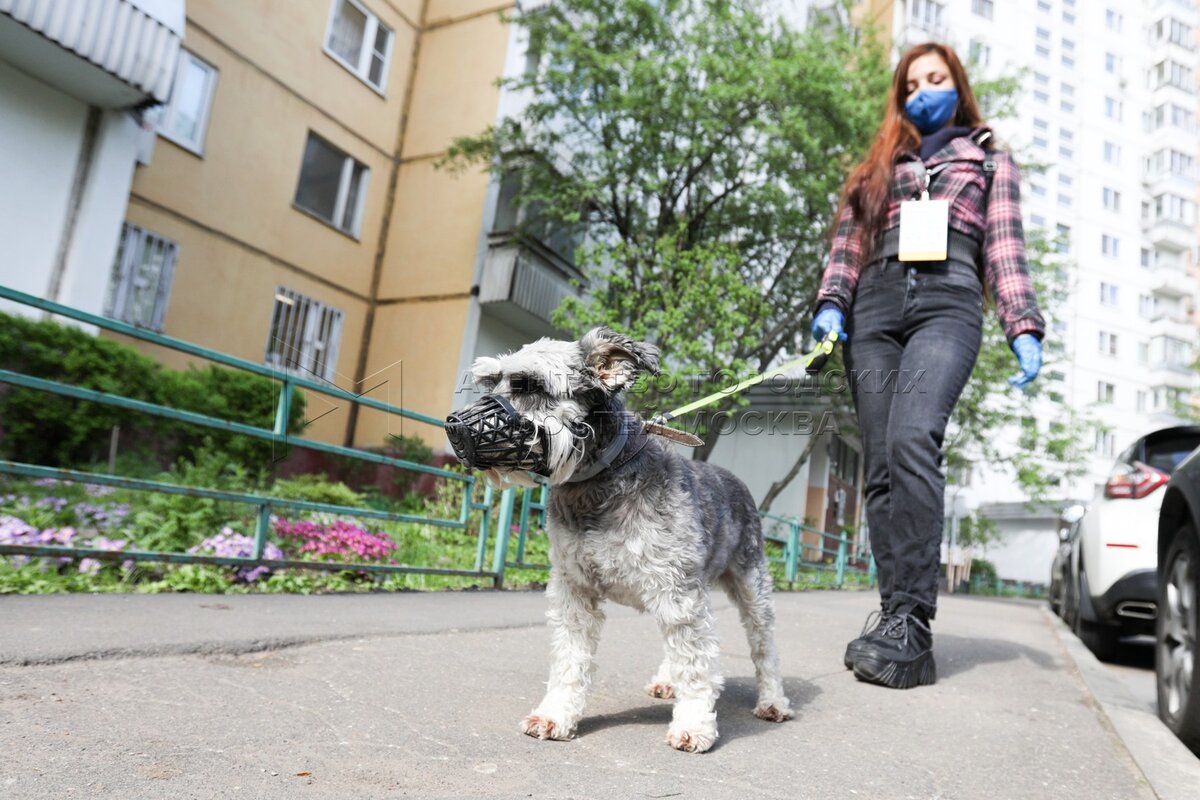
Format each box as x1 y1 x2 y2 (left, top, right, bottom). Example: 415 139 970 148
812 307 848 343
1008 333 1042 388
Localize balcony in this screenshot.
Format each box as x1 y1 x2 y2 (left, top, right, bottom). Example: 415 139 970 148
1148 362 1198 390
1146 218 1196 253
478 233 585 339
1150 265 1199 300
1144 168 1197 199
1149 311 1197 341
0 0 184 108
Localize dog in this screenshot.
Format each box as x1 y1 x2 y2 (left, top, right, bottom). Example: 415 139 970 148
449 326 792 753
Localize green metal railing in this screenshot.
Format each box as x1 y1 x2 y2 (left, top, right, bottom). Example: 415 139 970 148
0 284 538 587
0 284 868 591
759 512 868 589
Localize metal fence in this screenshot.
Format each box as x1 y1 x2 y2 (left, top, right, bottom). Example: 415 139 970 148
0 285 865 590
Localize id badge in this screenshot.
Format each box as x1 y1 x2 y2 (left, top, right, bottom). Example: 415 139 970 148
898 196 949 261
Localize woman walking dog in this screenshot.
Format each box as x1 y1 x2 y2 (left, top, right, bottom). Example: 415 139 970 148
812 43 1047 689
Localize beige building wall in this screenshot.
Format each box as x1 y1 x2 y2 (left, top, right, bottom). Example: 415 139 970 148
355 3 512 449
118 0 515 451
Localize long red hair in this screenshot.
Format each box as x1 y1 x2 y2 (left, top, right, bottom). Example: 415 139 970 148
837 43 988 260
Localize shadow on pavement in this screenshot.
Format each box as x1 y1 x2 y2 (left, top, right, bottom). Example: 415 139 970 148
935 633 1059 679
575 676 820 751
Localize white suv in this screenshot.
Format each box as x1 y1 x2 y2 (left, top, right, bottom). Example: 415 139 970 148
1062 426 1200 661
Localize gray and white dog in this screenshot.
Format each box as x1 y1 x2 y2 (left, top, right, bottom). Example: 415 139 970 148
462 326 792 753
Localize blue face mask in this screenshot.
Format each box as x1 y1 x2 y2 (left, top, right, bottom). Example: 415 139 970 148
905 87 959 135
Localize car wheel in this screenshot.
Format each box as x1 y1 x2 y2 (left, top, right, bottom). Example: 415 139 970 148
1074 568 1121 662
1156 523 1200 754
1049 571 1062 615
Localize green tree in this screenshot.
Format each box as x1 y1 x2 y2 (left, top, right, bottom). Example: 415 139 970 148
443 0 890 460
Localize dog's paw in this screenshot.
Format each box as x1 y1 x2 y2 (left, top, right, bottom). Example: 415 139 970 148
519 714 572 741
753 700 793 722
645 681 674 699
665 724 717 753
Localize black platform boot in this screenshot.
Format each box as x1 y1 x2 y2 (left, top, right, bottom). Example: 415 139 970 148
851 607 936 689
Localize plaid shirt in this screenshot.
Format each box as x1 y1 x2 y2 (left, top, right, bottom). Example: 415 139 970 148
814 126 1047 346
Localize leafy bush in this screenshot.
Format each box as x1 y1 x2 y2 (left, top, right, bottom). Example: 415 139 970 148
0 311 305 470
269 475 365 509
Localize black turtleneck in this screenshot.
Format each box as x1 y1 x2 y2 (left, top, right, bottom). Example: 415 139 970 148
918 124 972 161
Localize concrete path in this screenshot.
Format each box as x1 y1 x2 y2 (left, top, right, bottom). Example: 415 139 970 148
0 591 1162 799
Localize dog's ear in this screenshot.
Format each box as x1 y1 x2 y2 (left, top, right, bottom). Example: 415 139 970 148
579 327 661 393
471 356 502 391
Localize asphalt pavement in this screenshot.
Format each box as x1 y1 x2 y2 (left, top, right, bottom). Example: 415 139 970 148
0 589 1189 799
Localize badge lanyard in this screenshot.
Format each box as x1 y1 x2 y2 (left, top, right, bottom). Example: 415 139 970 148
898 161 951 262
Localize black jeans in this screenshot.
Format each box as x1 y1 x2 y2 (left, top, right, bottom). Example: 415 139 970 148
843 256 983 622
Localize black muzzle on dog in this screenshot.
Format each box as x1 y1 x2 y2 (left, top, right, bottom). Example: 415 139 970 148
445 394 552 476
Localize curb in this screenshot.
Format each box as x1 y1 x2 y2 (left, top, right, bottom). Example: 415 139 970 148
1044 607 1200 800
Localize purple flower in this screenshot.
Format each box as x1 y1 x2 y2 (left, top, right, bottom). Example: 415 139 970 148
190 527 283 583
274 519 396 562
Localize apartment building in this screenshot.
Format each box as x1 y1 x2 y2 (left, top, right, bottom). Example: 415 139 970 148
856 0 1200 580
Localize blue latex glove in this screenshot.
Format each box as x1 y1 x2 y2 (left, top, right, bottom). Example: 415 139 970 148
1008 333 1042 388
812 307 848 343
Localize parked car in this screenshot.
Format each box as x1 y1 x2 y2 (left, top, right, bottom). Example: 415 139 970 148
1048 505 1085 617
1062 426 1200 661
1156 442 1200 756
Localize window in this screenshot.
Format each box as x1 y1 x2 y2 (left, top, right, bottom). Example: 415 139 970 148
1097 381 1115 403
151 50 218 155
1154 193 1197 225
1098 331 1118 356
1062 38 1075 53
1059 128 1074 143
1030 213 1046 227
1033 135 1049 149
1034 72 1050 86
1058 173 1073 187
1105 53 1119 74
1059 144 1073 160
1061 83 1074 98
1139 294 1156 317
1154 17 1195 50
1060 99 1075 113
1102 187 1120 211
1057 192 1072 207
1061 54 1074 69
1137 391 1147 412
324 0 394 92
1055 223 1071 254
1100 282 1119 306
1035 44 1050 59
1106 9 1122 32
972 0 993 20
910 0 945 31
265 287 344 382
1036 27 1050 41
1096 430 1115 457
294 132 370 237
1101 234 1119 257
1031 182 1047 197
104 224 178 332
1103 141 1121 164
1152 59 1195 93
1141 247 1153 268
1063 10 1075 25
969 39 991 67
1139 340 1150 362
1033 117 1049 131
1037 0 1050 11
1104 96 1122 120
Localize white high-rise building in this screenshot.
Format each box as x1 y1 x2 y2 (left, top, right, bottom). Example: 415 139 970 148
859 0 1200 580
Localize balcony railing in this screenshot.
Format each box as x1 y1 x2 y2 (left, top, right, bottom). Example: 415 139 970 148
478 232 585 338
1146 218 1197 253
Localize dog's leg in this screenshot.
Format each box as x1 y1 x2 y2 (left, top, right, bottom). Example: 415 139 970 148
723 559 793 722
520 571 604 742
644 649 674 699
655 589 723 753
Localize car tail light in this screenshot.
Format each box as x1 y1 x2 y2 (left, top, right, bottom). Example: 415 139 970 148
1104 460 1169 499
